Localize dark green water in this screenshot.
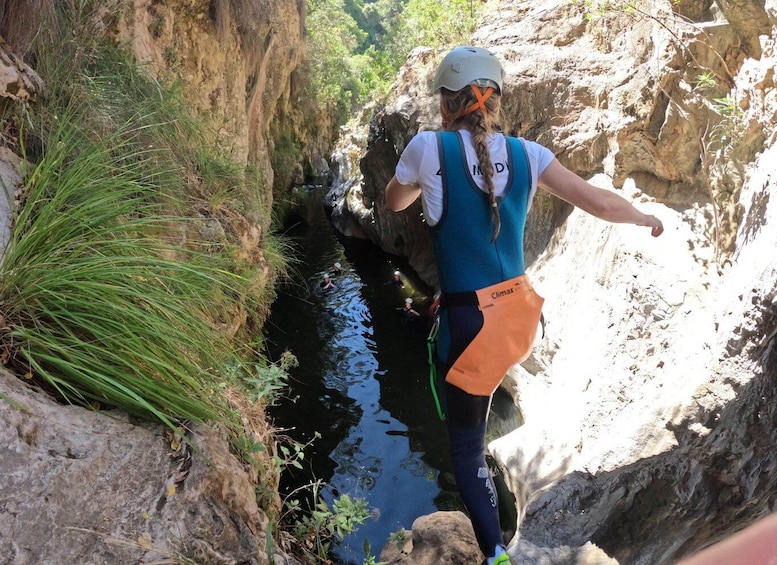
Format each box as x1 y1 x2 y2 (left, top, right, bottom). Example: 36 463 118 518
265 188 459 564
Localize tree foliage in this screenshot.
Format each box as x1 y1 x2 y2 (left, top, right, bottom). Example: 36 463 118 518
384 0 480 69
305 0 483 117
307 0 364 108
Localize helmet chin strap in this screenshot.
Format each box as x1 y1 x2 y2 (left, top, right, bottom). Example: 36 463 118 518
442 85 494 128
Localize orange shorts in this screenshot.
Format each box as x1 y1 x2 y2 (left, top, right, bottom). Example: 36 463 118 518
445 275 544 396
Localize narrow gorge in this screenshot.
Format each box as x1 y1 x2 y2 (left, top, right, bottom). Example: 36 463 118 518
1 0 776 564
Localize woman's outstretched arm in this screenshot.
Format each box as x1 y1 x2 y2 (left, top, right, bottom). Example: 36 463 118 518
538 159 664 237
676 513 777 565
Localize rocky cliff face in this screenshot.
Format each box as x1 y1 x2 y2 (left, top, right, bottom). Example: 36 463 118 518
334 0 775 286
113 0 331 198
117 0 303 172
328 0 777 563
0 1 314 562
3 0 332 198
0 371 302 564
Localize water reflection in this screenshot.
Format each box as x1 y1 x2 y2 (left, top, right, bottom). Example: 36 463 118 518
266 189 455 564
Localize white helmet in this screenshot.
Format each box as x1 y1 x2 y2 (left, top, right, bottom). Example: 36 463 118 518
405 297 413 304
432 46 504 94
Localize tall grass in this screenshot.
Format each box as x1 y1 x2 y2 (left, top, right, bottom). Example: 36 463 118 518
0 3 293 430
0 108 245 426
0 3 371 558
0 14 320 556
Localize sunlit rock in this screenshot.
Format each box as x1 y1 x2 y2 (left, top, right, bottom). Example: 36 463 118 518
354 0 777 563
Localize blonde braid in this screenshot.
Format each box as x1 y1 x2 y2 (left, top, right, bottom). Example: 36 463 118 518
471 119 500 241
441 86 503 241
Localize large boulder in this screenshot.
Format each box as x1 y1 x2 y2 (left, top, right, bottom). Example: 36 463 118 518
0 370 300 564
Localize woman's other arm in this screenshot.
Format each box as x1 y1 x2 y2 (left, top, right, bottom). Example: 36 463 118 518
676 513 777 565
386 175 422 212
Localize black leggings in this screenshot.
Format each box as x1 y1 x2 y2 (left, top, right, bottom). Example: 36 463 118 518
435 303 505 557
444 382 503 556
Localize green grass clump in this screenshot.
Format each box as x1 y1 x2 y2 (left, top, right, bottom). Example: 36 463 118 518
0 109 246 427
0 2 299 432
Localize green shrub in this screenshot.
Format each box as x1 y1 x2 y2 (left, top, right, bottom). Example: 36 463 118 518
0 107 248 427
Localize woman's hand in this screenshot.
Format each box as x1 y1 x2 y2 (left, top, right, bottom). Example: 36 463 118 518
644 214 664 237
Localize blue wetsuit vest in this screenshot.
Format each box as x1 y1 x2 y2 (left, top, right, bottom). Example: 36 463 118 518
430 131 532 294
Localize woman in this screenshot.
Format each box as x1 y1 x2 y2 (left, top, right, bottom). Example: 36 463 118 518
385 45 664 565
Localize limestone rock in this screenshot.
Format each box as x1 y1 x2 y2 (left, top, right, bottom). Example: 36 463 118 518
114 0 306 191
0 146 20 259
0 39 44 102
0 41 40 259
0 371 300 564
379 511 483 564
331 0 777 562
378 511 618 565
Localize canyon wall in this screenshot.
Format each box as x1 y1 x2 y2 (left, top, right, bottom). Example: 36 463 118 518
328 0 777 562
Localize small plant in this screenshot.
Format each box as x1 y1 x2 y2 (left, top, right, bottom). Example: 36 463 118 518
274 430 317 473
577 0 636 19
148 16 165 38
163 46 178 66
231 434 267 465
711 95 743 119
694 70 718 92
283 482 370 563
362 539 388 565
243 350 299 405
706 94 745 154
388 527 408 548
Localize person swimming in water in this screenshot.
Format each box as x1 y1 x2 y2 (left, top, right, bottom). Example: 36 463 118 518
398 297 421 322
320 274 336 293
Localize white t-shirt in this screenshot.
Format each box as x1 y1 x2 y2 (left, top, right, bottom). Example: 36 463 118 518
394 130 555 226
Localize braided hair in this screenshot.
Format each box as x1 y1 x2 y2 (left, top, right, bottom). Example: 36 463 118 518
440 85 503 241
